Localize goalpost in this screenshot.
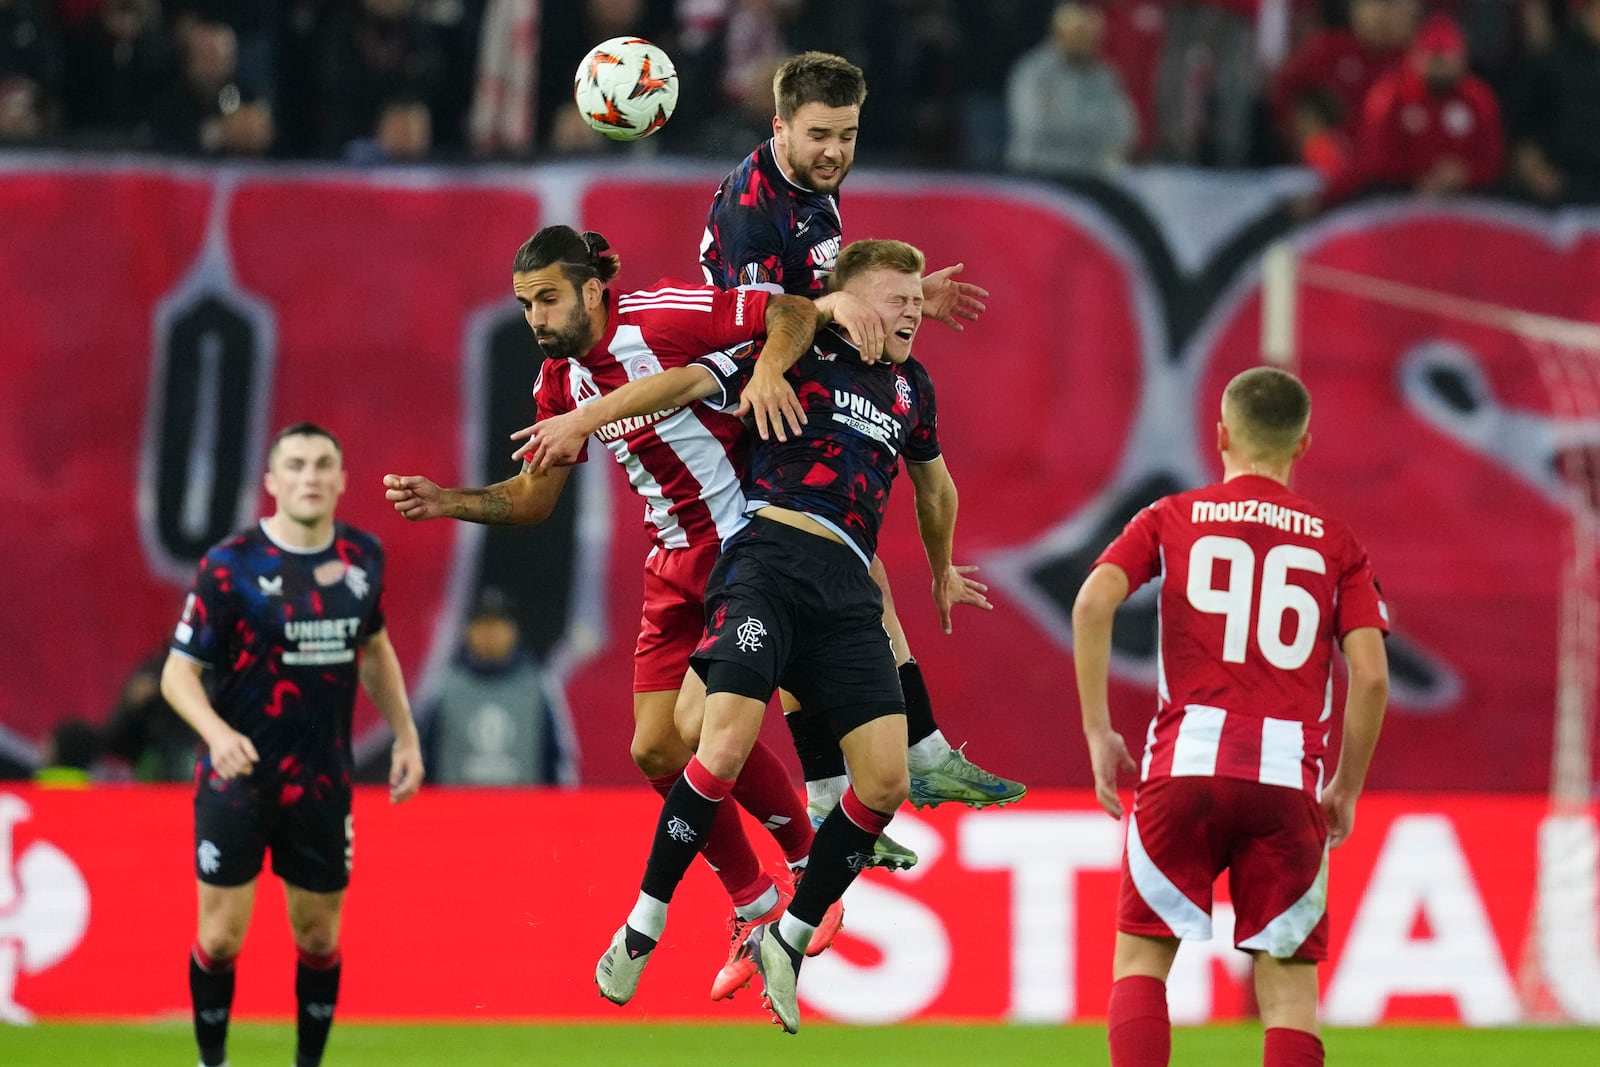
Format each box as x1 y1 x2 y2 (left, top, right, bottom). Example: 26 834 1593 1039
1260 241 1600 1023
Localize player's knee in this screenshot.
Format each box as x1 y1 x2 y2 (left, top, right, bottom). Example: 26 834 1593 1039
630 736 689 778
853 767 909 814
294 929 340 958
196 930 244 963
693 734 750 782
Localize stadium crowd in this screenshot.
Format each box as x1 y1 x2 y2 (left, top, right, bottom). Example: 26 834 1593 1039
0 0 1596 205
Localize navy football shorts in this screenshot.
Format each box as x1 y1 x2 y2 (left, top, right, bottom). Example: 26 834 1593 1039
193 776 353 893
691 516 904 738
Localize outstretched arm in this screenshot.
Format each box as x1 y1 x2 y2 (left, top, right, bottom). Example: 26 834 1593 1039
904 457 991 636
1321 627 1389 848
383 461 574 525
922 263 989 332
514 366 724 471
1072 564 1138 819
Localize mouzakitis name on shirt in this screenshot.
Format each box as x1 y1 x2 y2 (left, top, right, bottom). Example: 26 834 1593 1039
1191 499 1325 537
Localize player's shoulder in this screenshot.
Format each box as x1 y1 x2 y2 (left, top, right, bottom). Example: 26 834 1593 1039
622 277 717 301
615 280 723 324
200 523 265 564
334 521 384 561
902 355 935 388
810 324 858 363
712 143 771 197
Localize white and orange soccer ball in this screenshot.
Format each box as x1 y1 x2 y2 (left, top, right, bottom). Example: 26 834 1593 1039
573 36 679 141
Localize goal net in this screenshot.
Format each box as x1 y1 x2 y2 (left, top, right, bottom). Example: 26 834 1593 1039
1261 245 1600 1023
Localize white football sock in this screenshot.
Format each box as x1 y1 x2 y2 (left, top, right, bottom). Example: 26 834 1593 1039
805 774 848 812
907 729 952 773
627 892 669 941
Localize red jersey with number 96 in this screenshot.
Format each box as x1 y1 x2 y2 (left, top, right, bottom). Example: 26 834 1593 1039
1096 474 1388 797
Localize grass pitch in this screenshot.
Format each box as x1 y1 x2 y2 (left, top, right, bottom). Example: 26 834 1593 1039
8 1021 1596 1065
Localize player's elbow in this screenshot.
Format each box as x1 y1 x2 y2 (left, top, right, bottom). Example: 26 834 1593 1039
520 498 557 525
510 473 559 525
1070 594 1112 638
158 654 193 705
1072 567 1127 633
1348 663 1389 712
1342 629 1390 708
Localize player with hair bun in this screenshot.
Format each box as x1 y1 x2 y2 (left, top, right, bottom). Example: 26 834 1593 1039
385 224 844 1002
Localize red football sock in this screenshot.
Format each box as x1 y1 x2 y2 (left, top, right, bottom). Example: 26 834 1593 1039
1264 1027 1324 1066
1108 975 1171 1067
733 739 811 864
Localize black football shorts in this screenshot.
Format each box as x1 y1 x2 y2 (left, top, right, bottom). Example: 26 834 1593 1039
193 776 353 893
692 516 904 737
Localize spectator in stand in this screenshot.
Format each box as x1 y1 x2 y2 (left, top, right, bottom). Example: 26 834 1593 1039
815 0 963 164
412 0 482 155
0 0 62 136
1342 13 1504 198
35 718 102 788
1507 0 1600 205
0 74 46 142
102 649 200 782
1285 86 1350 186
951 0 1053 170
1271 0 1416 162
166 0 277 102
152 17 274 156
344 91 433 164
662 0 798 159
1152 0 1262 166
320 0 444 158
59 0 170 147
422 587 577 786
1100 0 1166 160
274 0 340 158
1005 0 1138 177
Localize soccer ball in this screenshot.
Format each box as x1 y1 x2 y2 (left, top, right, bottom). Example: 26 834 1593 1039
573 36 679 141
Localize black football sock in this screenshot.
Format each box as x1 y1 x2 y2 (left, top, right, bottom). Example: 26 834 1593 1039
640 759 732 903
786 711 846 781
294 949 341 1067
789 791 892 927
189 945 235 1067
899 659 939 746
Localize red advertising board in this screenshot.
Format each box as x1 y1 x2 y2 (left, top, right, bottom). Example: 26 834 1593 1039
4 786 1594 1025
4 163 1600 801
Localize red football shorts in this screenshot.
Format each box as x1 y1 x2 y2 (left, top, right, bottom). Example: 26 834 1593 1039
633 542 720 692
1117 775 1330 961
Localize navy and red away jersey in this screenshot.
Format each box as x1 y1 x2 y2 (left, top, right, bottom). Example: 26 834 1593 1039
698 326 940 565
171 520 387 797
700 139 842 297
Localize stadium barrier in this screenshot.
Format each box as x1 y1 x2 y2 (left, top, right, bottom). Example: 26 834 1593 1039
3 785 1594 1026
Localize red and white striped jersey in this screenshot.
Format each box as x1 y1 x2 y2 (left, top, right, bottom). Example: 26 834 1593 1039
532 282 771 549
1096 474 1388 797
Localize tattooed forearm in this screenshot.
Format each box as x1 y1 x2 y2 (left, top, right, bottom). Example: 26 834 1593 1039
450 487 514 523
761 296 820 372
